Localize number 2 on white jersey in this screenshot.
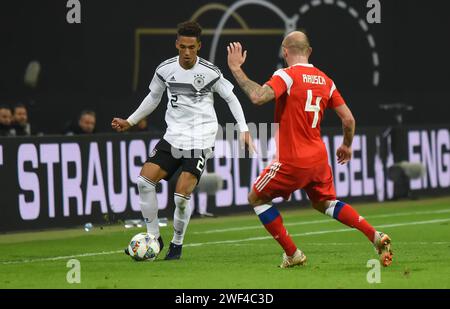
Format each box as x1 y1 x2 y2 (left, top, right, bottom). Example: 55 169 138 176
305 90 322 128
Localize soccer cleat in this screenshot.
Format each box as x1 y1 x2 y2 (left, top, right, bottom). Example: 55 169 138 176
164 242 183 260
279 249 307 268
374 231 393 267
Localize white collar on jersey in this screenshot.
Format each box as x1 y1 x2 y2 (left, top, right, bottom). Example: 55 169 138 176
291 63 314 68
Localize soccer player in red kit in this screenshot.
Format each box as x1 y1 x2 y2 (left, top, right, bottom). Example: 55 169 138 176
227 31 393 268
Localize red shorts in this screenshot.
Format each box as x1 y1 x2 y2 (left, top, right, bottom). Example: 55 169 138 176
252 161 336 203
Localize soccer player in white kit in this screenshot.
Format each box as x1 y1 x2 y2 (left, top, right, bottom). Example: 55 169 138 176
112 21 253 260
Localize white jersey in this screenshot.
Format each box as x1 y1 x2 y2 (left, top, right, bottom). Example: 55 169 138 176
148 56 235 150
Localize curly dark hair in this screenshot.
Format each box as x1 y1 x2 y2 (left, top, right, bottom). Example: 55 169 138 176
177 21 202 41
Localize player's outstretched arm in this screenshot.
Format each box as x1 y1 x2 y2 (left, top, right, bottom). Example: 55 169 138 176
334 104 356 165
112 70 166 133
227 42 275 106
112 90 162 133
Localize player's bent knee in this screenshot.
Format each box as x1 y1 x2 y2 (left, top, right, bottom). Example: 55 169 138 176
175 172 198 196
312 200 332 213
247 191 257 206
248 190 268 207
176 183 196 197
140 163 166 183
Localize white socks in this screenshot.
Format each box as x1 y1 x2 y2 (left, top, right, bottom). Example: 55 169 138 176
172 193 192 245
137 176 160 238
137 176 192 245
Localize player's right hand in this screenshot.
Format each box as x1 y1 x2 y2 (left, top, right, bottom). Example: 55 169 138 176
227 42 247 71
111 118 132 132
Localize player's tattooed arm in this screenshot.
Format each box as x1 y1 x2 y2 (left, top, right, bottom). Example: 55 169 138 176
232 69 275 105
334 104 355 147
334 104 355 164
342 124 355 147
227 42 275 105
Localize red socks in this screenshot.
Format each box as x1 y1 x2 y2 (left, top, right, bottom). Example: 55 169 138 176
255 205 297 256
327 201 376 243
254 201 376 257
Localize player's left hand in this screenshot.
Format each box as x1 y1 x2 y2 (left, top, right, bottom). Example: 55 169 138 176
336 144 352 165
240 131 257 155
227 42 247 71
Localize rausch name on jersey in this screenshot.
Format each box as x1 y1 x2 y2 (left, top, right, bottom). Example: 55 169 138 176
302 74 326 85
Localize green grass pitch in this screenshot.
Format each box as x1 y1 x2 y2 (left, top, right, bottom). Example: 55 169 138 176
1 197 450 289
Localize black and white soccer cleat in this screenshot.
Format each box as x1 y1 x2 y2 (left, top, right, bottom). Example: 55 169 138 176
164 242 182 260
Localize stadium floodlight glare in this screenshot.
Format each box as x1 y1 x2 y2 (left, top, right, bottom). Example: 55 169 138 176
24 60 41 89
197 173 224 195
388 161 425 182
387 161 425 199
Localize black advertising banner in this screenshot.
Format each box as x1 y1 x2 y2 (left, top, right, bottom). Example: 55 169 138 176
1 1 449 134
1 125 449 232
0 133 165 232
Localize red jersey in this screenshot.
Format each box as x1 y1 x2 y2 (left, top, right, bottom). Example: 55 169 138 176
265 63 345 168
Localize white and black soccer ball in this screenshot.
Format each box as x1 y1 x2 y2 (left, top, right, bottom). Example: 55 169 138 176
127 233 160 261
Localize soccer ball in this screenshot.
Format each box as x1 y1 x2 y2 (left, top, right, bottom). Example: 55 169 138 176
127 233 160 261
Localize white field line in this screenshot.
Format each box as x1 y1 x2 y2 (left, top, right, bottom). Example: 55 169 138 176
1 218 449 265
0 250 123 265
222 241 450 247
193 208 450 235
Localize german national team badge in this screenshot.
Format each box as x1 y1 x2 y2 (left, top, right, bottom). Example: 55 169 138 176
194 74 205 88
